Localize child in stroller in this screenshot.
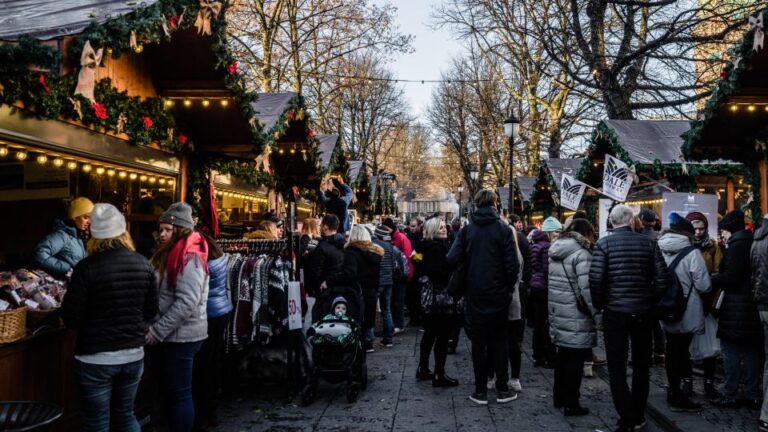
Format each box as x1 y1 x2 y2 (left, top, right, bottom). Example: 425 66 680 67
303 288 368 404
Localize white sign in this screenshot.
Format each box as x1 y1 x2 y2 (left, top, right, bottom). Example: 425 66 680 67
661 192 719 240
287 281 303 330
602 154 632 202
598 198 640 239
560 174 587 211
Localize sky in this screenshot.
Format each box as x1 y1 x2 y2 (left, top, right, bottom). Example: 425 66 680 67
383 0 463 118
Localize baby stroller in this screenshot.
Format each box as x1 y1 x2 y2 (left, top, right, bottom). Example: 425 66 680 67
302 285 367 404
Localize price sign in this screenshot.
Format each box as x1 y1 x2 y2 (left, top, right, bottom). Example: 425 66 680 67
287 281 303 330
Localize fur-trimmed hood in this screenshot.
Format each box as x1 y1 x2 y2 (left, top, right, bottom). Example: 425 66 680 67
346 240 384 256
549 231 591 261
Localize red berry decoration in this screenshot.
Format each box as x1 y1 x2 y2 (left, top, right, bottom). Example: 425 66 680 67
308 128 315 138
142 116 153 129
228 61 238 76
169 15 181 29
179 134 188 145
92 102 108 120
39 74 50 94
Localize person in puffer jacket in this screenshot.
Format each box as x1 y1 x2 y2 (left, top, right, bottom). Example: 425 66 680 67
712 210 761 408
751 215 768 427
34 197 94 278
148 203 209 432
548 219 596 417
657 214 711 412
529 218 560 367
193 233 232 431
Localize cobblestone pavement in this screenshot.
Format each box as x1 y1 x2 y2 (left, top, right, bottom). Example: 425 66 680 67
212 327 666 432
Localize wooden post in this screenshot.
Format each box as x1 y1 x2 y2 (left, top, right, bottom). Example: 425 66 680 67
179 155 189 202
726 178 735 212
761 160 768 215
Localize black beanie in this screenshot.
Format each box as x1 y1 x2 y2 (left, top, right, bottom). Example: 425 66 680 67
719 210 745 233
668 212 694 238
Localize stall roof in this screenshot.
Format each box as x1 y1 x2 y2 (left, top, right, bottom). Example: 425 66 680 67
252 92 297 132
497 187 510 210
516 176 537 202
547 158 584 191
317 134 338 168
601 120 688 164
0 0 157 40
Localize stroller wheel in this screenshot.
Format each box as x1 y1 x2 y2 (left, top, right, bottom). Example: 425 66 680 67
300 385 314 406
346 383 360 403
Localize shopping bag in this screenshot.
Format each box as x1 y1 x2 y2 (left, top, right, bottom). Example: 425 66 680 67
689 314 720 361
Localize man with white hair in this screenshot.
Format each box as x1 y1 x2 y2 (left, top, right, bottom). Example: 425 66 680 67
589 204 670 432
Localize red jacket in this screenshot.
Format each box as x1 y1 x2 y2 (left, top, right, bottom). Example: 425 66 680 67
391 230 414 281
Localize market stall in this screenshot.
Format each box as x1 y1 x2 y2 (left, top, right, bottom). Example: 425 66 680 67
497 176 537 218
529 158 584 223
684 8 768 220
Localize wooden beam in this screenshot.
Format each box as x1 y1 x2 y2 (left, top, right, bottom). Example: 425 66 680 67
179 155 189 203
199 144 255 153
726 178 735 212
761 160 768 216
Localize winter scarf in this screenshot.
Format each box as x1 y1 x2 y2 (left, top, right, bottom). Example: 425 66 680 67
166 231 209 289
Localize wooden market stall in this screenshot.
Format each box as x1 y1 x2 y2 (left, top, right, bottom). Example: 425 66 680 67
498 176 537 218
529 158 584 223
684 8 768 221
578 119 744 219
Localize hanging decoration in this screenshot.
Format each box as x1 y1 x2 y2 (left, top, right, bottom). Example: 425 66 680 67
74 41 103 103
162 15 171 37
194 0 223 36
38 74 50 94
751 13 764 51
116 112 128 134
129 30 138 50
92 102 108 121
68 97 82 120
255 149 272 174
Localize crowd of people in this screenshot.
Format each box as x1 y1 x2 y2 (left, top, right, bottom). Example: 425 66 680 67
28 183 768 432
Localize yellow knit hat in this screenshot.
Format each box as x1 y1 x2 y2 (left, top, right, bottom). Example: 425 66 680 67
69 197 94 219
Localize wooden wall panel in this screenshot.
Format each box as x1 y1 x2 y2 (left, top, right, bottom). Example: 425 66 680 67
96 52 157 99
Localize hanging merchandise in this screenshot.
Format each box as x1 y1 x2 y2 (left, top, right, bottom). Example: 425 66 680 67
559 174 587 211
73 41 103 103
602 154 633 202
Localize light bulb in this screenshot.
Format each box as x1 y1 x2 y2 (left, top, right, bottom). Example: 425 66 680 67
82 164 92 172
164 99 175 108
52 158 64 167
148 177 157 183
67 161 78 170
202 99 210 108
134 44 144 54
129 173 138 180
36 154 47 164
118 171 127 179
730 104 738 112
183 99 192 107
748 105 756 112
139 175 148 181
158 178 166 185
95 167 105 175
220 99 229 107
0 146 7 157
290 148 296 154
107 169 116 177
167 179 175 186
15 150 28 161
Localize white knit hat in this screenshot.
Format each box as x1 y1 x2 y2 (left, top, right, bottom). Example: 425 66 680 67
90 203 127 239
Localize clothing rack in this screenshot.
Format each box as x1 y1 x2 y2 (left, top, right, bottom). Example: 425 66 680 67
219 238 287 255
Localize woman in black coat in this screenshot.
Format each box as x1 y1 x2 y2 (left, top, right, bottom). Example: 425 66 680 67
415 217 460 387
712 210 762 407
327 225 383 352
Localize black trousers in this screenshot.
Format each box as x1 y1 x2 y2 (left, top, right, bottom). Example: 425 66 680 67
553 346 590 408
468 310 509 394
487 319 525 380
603 310 653 429
406 279 422 325
664 332 693 394
419 314 457 374
652 320 666 356
192 313 229 430
530 293 555 363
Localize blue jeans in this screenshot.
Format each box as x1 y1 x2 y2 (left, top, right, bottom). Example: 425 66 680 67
74 358 144 432
392 281 406 329
159 341 203 432
379 285 394 344
721 339 761 400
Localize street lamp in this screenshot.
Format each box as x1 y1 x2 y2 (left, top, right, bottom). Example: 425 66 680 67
457 183 464 219
504 113 520 214
393 191 399 217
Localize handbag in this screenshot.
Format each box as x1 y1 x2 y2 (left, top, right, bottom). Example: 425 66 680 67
447 227 469 300
420 276 463 316
560 261 593 319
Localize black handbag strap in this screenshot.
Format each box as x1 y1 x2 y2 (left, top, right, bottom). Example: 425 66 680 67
560 260 593 318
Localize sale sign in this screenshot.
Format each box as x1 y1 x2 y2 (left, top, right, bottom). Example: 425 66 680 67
287 281 303 330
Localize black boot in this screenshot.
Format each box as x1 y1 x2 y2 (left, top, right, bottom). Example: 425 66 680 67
681 377 693 398
563 405 590 416
667 390 701 412
432 372 459 387
416 364 433 381
704 379 718 400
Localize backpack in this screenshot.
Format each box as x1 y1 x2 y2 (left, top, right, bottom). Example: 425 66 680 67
393 245 409 282
656 245 697 323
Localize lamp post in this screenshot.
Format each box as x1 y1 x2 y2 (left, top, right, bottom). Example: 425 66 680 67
457 183 464 220
504 113 521 215
393 191 399 218
469 166 479 216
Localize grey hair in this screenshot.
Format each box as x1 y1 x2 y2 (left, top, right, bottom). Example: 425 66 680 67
423 217 444 240
347 224 372 245
474 189 498 208
609 204 635 228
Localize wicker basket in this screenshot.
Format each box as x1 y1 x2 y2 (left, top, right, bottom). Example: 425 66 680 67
0 307 27 344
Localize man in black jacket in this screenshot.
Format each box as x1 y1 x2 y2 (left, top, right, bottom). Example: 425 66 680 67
307 214 345 299
447 189 519 406
751 215 768 425
589 204 670 432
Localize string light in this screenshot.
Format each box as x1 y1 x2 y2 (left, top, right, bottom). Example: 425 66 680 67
118 171 127 179
164 99 175 108
52 158 64 167
183 99 192 107
167 179 175 186
148 177 157 183
730 104 738 112
159 178 166 185
36 154 47 164
0 145 7 157
133 44 144 54
82 164 92 172
202 99 210 108
107 169 116 177
67 161 77 170
220 99 229 107
748 105 757 112
139 175 148 181
95 167 105 175
15 150 28 160
129 173 138 180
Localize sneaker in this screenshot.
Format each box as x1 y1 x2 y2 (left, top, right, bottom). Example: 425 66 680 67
366 347 375 353
393 327 405 336
592 355 607 366
635 419 647 430
496 390 518 404
486 377 496 390
668 393 701 412
583 364 594 378
469 392 488 405
508 378 522 392
379 340 393 348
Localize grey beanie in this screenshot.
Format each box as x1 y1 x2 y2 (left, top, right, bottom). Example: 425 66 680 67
159 202 194 229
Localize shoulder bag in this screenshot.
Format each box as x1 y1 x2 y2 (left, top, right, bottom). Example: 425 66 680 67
560 261 593 319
